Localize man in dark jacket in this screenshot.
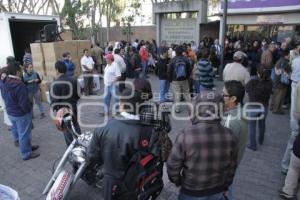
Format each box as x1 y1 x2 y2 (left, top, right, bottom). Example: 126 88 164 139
168 45 191 113
87 88 160 200
129 46 142 78
157 47 170 103
50 61 81 146
0 62 39 160
167 91 238 200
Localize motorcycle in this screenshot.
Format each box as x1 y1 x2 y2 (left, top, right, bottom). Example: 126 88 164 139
42 112 103 200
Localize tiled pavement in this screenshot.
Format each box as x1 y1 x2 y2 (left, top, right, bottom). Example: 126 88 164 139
0 74 298 200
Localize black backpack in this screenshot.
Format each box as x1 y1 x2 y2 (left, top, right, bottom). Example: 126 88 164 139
119 129 164 200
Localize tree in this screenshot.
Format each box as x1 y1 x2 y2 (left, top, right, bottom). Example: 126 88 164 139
121 16 134 41
121 0 141 42
61 0 86 39
79 0 102 44
101 0 123 42
0 0 61 15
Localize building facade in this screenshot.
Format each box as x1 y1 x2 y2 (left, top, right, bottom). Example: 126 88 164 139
152 0 207 46
224 0 300 43
152 0 300 46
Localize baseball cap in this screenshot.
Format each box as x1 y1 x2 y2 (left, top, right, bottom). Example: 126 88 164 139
233 51 247 60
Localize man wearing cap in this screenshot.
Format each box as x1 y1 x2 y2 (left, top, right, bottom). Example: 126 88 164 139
223 51 250 86
102 53 121 116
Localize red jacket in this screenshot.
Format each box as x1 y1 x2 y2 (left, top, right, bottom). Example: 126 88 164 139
139 46 149 62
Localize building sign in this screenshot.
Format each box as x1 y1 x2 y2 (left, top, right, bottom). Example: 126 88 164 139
257 15 284 24
161 18 197 45
228 0 300 9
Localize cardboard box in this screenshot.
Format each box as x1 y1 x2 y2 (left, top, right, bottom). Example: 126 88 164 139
42 41 77 62
30 43 44 62
77 40 91 59
32 61 46 77
60 31 73 41
44 61 57 78
72 59 82 78
40 80 50 103
63 41 78 61
31 40 90 79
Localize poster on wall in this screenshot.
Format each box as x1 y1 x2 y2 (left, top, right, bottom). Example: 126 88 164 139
161 18 197 45
227 0 300 9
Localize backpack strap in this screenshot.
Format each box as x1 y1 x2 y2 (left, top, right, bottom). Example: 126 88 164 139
138 126 152 152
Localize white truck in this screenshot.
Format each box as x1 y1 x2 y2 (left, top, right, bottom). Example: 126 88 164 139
0 12 60 67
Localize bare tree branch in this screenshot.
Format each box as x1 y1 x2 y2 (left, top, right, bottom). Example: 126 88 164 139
0 1 8 12
36 0 49 14
50 0 59 15
7 0 13 12
20 0 28 12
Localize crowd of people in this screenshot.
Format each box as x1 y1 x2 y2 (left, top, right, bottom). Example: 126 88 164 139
0 35 300 200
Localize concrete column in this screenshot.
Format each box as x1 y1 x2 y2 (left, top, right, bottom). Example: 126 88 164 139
198 0 208 45
156 14 161 44
219 16 225 45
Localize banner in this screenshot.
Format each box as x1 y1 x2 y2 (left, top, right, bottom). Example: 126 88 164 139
227 0 300 9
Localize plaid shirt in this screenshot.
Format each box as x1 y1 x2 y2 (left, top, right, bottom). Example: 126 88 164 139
140 103 162 131
139 102 170 132
167 120 238 197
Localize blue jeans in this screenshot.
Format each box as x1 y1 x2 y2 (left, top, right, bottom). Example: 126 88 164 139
178 192 225 200
104 85 118 113
282 83 299 171
159 80 170 102
28 90 45 115
194 80 201 94
8 113 32 160
248 105 268 149
141 61 148 78
227 184 233 200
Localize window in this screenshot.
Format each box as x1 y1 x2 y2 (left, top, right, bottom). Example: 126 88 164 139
162 12 198 19
227 24 300 42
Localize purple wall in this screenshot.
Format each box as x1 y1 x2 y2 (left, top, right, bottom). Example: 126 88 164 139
227 0 300 9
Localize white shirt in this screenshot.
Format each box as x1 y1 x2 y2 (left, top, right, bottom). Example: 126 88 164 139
104 62 121 86
291 56 300 84
80 55 94 72
223 62 250 85
113 54 126 73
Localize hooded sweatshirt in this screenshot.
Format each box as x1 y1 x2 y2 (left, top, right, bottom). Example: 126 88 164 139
0 75 32 117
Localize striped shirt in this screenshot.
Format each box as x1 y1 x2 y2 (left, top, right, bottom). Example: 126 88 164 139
198 59 214 89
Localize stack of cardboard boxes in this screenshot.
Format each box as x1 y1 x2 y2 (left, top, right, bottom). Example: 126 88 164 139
30 40 91 102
